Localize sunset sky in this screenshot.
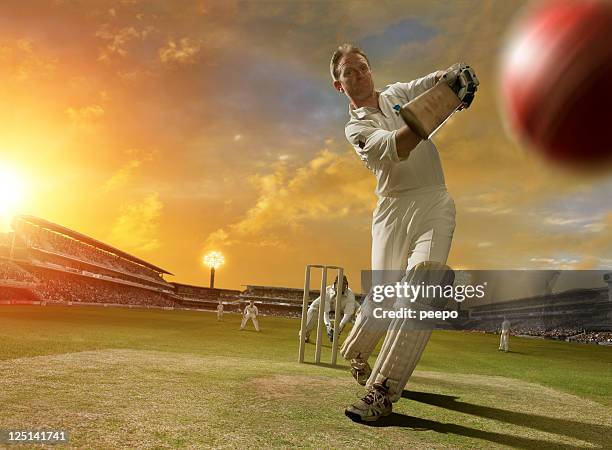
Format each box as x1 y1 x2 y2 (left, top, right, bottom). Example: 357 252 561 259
1 0 611 290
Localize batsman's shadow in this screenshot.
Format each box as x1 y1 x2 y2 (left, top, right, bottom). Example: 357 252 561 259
362 413 584 450
373 390 610 449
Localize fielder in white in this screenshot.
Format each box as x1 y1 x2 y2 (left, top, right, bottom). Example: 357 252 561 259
217 301 224 321
302 275 359 343
330 44 477 422
499 317 511 352
240 300 260 332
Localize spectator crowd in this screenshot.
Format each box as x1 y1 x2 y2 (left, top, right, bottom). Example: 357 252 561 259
0 261 39 284
34 273 176 307
566 331 612 345
15 220 165 283
466 320 612 345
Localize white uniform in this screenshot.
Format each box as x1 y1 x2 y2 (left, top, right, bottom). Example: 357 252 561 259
217 303 224 321
241 304 260 331
340 72 456 402
305 285 358 337
499 319 511 351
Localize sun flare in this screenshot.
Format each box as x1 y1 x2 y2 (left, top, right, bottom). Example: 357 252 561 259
0 165 26 227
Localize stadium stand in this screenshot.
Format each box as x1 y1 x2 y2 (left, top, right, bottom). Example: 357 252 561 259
238 285 365 318
32 269 176 307
462 285 612 344
13 216 170 287
0 260 38 284
0 286 41 302
172 282 241 310
170 284 365 318
0 259 41 303
0 215 178 308
239 285 319 317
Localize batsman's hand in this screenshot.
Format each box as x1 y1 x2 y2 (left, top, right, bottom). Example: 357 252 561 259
440 63 462 85
438 63 479 109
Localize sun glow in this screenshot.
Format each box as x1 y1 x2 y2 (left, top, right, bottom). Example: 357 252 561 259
0 165 27 229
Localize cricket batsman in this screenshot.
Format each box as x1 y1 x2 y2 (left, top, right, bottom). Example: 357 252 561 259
330 43 478 422
301 275 358 343
240 300 260 332
499 316 511 352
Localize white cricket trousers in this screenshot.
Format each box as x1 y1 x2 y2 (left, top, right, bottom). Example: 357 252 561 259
304 298 323 337
341 186 455 402
241 314 260 331
499 331 509 351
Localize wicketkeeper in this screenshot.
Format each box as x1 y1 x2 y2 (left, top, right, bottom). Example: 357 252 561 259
330 43 477 422
301 275 358 343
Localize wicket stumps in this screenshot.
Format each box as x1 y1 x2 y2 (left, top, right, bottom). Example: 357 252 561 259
298 264 344 366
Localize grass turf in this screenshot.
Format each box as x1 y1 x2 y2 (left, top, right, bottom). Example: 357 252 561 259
0 305 610 449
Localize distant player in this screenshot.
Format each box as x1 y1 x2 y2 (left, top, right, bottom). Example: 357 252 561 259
240 300 260 332
217 301 224 321
499 316 511 352
302 275 357 343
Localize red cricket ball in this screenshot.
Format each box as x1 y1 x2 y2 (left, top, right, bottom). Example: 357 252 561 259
500 0 612 168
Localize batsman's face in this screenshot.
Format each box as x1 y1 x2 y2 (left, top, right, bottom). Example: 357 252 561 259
335 53 374 102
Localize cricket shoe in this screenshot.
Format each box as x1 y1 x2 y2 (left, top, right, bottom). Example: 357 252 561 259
345 383 392 422
350 358 372 386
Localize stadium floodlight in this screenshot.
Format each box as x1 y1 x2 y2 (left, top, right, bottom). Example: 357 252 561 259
203 251 225 288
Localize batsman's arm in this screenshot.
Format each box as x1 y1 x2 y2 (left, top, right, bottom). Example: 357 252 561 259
396 127 424 159
390 71 441 101
346 121 423 164
434 70 446 83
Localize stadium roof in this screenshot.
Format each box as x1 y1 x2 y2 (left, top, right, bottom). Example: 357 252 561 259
242 285 310 292
13 215 173 275
171 282 240 294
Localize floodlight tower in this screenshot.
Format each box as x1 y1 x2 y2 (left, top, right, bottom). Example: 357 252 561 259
204 251 225 288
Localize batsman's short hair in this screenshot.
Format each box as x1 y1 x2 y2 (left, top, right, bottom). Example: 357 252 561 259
330 43 370 81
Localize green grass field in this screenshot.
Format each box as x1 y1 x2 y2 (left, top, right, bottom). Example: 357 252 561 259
1 305 611 449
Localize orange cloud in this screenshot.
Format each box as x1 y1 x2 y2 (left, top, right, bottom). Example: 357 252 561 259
159 38 202 65
65 105 105 126
109 192 164 252
0 39 57 82
204 147 375 251
95 24 154 62
104 149 155 192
